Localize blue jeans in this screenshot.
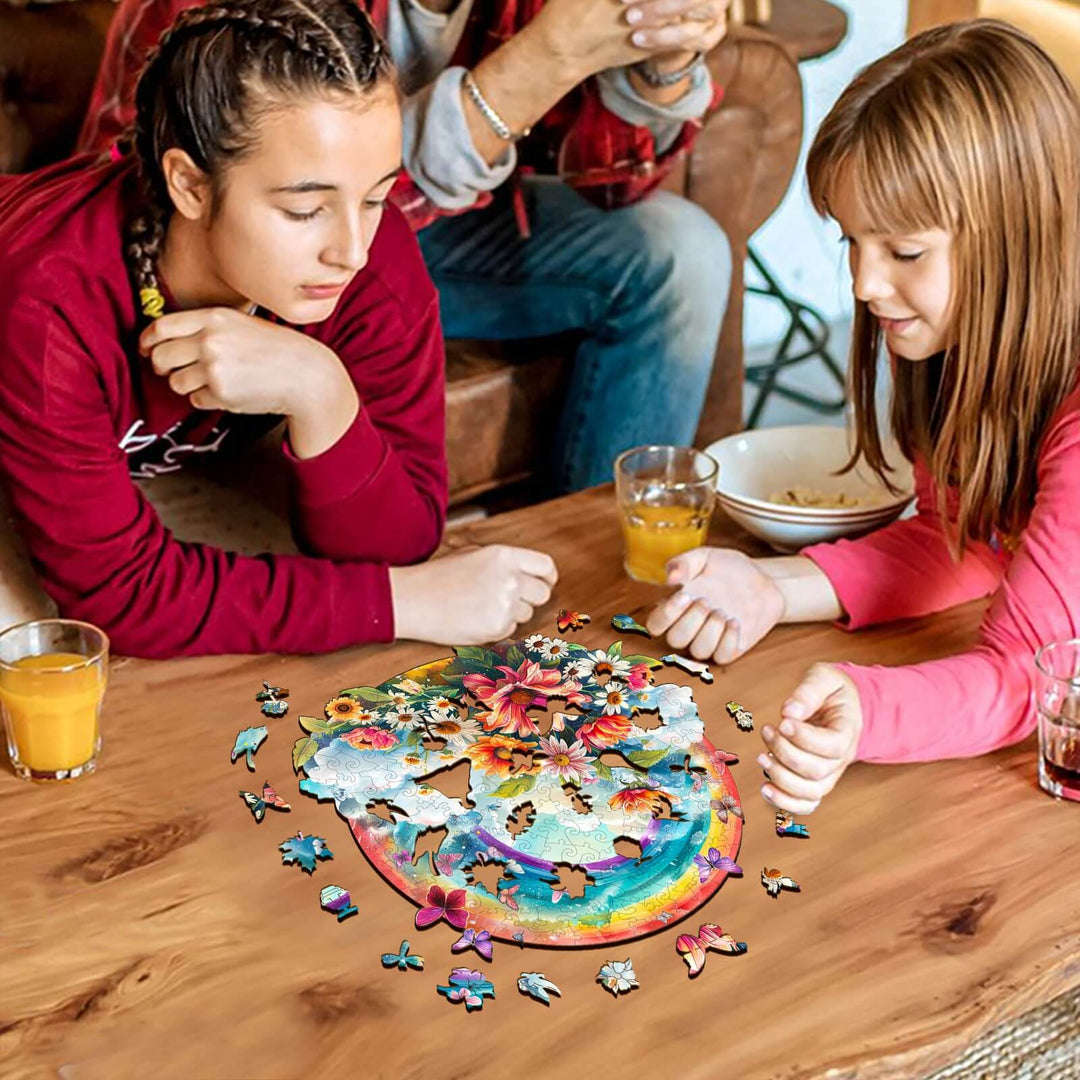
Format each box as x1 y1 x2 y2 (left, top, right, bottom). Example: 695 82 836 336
418 178 732 493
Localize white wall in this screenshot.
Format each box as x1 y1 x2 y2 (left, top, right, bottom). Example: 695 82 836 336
744 0 908 347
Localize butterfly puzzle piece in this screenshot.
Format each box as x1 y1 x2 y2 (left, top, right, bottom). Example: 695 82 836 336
597 959 639 997
675 923 748 977
415 884 469 931
762 867 800 897
517 972 561 1005
255 681 289 718
693 847 743 884
711 794 743 824
611 613 650 637
231 725 268 771
436 968 496 1012
238 780 291 823
556 609 591 633
319 884 358 922
776 811 810 839
381 940 424 972
279 831 333 874
452 927 494 962
726 700 754 731
662 653 714 683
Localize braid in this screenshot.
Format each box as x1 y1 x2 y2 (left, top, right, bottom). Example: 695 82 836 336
124 0 392 320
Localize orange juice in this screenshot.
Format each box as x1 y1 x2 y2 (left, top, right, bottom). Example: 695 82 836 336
621 504 709 584
0 653 105 775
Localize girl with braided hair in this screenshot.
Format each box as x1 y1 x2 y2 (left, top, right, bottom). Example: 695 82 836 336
0 0 556 657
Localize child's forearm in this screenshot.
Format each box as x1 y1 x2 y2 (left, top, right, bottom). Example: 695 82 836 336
757 555 845 623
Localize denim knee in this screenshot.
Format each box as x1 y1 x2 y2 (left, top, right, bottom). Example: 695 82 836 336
614 192 732 345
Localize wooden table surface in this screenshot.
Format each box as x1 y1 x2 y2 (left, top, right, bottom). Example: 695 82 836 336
3 486 1079 1080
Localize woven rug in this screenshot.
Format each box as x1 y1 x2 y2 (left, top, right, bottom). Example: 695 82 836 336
924 982 1080 1079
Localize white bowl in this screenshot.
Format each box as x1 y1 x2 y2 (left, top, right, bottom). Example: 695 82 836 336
704 426 915 553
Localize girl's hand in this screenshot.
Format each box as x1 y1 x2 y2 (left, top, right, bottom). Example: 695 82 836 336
390 545 559 645
140 307 353 419
645 547 785 664
759 663 863 815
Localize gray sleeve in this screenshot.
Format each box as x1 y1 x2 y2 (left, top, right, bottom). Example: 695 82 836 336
402 65 517 211
596 63 713 155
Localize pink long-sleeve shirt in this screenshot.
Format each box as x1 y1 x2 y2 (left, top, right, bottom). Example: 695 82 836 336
802 386 1080 764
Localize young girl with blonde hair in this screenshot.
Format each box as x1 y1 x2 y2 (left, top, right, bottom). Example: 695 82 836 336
648 19 1080 812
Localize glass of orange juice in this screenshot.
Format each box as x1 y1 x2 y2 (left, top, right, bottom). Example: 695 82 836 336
0 619 109 781
615 445 718 585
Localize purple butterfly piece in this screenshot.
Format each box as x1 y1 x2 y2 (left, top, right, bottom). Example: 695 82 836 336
693 847 743 884
451 927 494 962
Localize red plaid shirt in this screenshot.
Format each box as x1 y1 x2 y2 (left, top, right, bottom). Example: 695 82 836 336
77 0 721 230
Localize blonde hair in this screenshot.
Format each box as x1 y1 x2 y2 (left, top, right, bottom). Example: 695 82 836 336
807 19 1080 553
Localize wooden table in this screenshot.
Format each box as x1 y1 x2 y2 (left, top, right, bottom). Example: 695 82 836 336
3 486 1079 1080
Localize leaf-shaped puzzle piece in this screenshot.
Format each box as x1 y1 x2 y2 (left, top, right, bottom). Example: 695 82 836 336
279 831 334 874
231 726 268 771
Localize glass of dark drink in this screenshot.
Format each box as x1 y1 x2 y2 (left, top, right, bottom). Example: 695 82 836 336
1033 639 1080 802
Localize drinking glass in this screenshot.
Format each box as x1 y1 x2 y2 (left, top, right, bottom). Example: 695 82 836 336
615 446 718 585
1033 638 1080 802
0 619 109 781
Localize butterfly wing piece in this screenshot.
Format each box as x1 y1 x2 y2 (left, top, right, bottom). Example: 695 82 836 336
262 782 291 811
415 904 445 929
698 923 748 956
474 930 494 961
676 934 707 977
240 791 266 823
692 853 712 884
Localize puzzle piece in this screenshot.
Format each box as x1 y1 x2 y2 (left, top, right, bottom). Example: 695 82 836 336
776 811 809 839
726 700 754 731
662 654 714 683
231 725 268 771
319 884 358 921
436 968 495 1011
762 867 800 897
518 972 561 1005
280 831 334 874
612 614 650 637
597 959 639 996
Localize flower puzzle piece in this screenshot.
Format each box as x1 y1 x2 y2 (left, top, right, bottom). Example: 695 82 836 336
662 654 714 683
319 884 358 921
675 923 747 977
437 968 496 1011
518 972 561 1005
238 780 291 823
381 940 424 971
256 681 289 718
556 610 590 633
726 700 754 731
231 725 268 771
776 811 809 839
597 959 639 996
279 831 333 874
762 867 800 897
611 614 650 637
296 633 744 947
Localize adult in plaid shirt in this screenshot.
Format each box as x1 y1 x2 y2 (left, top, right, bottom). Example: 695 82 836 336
79 0 733 491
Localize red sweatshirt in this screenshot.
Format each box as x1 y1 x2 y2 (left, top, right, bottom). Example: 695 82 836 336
0 156 448 658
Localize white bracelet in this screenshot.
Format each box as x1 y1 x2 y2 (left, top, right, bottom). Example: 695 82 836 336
463 71 530 142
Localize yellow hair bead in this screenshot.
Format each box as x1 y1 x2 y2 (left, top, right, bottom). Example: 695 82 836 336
139 286 165 319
